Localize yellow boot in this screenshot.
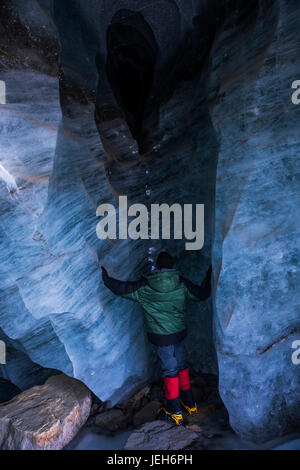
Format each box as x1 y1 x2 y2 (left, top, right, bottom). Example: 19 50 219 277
157 407 184 425
158 376 184 425
180 389 198 416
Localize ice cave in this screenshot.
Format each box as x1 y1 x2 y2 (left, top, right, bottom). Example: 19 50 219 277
0 0 299 450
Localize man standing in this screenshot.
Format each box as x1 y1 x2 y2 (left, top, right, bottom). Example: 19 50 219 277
101 252 212 425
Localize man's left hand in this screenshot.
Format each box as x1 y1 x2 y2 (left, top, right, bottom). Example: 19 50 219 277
101 266 108 280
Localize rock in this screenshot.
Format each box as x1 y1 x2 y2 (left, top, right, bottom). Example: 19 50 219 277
124 420 199 451
95 409 129 432
149 384 164 402
0 374 91 450
118 385 151 415
205 433 222 439
186 424 203 433
184 404 216 426
190 374 221 405
0 378 21 404
90 403 101 416
133 400 162 426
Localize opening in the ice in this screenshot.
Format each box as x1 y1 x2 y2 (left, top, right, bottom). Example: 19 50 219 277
106 9 158 151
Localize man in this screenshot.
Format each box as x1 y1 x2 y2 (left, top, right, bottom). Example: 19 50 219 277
101 251 212 425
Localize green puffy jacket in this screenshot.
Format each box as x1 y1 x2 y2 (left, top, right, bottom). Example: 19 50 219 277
102 268 211 339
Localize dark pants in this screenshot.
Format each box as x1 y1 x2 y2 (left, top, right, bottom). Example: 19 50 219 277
155 339 188 378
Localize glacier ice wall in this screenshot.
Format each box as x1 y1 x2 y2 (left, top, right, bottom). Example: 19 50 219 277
210 0 300 442
0 0 218 405
0 69 73 386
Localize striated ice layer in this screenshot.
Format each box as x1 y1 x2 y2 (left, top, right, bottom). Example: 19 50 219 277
210 0 300 442
0 69 73 385
0 69 154 403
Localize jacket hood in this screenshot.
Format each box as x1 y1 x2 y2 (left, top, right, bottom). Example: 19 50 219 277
143 270 181 293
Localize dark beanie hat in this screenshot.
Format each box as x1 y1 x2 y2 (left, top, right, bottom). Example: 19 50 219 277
155 251 174 270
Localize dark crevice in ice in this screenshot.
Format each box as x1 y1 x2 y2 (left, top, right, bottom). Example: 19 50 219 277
106 10 158 154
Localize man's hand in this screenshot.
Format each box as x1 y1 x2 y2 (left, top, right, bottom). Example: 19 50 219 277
206 265 212 281
201 265 212 289
101 266 108 280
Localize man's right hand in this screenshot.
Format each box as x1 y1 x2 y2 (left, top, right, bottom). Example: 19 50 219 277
206 265 212 280
101 266 108 280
